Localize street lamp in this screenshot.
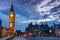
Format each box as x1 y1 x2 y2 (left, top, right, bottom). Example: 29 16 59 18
49 30 52 33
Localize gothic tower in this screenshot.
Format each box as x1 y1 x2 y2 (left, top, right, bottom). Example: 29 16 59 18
9 3 15 35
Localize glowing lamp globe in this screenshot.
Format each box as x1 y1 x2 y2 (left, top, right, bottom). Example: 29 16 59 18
49 30 52 33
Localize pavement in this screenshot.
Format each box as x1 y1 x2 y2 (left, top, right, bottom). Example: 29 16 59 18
26 36 60 40
0 36 60 40
13 36 60 40
13 36 27 40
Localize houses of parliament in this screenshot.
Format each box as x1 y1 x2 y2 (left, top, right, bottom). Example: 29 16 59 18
0 4 16 37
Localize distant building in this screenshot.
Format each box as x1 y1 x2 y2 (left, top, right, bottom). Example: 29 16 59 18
55 29 60 37
2 27 10 37
25 22 50 36
16 30 21 36
51 23 60 37
0 20 10 37
0 20 2 37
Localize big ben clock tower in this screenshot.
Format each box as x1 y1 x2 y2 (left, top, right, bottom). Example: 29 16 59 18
9 4 15 35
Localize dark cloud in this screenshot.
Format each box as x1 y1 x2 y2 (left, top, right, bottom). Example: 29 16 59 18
42 14 50 19
30 0 44 5
13 0 42 18
47 0 56 5
51 5 60 13
16 0 43 5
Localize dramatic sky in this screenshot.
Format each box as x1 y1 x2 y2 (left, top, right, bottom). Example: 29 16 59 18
0 0 60 32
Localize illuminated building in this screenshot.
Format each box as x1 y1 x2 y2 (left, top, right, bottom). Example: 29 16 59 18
0 2 16 37
52 23 60 37
0 20 10 37
25 22 50 36
1 4 15 37
2 27 10 37
9 3 15 35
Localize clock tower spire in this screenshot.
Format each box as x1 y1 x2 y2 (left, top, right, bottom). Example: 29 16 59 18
9 2 15 35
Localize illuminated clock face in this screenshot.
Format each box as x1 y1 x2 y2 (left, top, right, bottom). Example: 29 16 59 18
10 14 14 17
10 11 14 17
